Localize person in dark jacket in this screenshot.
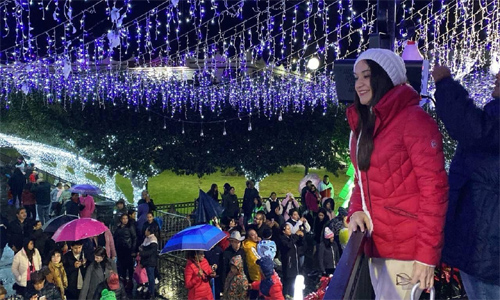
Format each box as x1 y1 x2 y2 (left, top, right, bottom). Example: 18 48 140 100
114 199 128 227
207 183 220 202
140 212 160 242
7 207 33 253
279 223 304 297
433 67 500 297
79 247 117 300
30 220 47 256
220 231 249 289
113 214 137 286
243 180 259 225
93 272 128 300
22 183 37 220
31 176 51 225
313 208 330 253
63 240 88 300
63 193 84 217
139 226 158 299
7 168 25 208
205 243 223 300
25 269 62 300
222 186 239 219
137 190 157 212
300 180 312 206
317 226 340 276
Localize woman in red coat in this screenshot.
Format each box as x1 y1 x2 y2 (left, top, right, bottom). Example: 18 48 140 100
347 49 448 300
184 250 216 300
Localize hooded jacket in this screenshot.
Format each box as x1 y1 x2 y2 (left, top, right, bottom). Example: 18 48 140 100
346 84 449 266
241 239 260 282
435 77 500 284
184 257 214 300
223 255 249 300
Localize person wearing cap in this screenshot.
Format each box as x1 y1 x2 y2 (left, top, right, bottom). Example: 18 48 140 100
317 226 340 276
93 272 128 300
432 67 500 298
346 48 448 299
221 231 249 290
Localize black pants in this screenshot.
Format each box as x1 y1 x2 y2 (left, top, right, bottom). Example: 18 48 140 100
117 249 134 280
283 277 295 297
65 288 81 300
24 204 36 220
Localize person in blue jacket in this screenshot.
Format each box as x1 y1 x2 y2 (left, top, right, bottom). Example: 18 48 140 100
433 66 500 299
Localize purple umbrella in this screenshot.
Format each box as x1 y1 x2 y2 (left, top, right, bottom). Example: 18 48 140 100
70 184 102 195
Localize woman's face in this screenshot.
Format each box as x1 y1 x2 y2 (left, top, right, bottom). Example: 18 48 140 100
310 186 316 192
318 212 325 221
354 60 373 105
130 212 136 220
195 252 205 261
51 253 61 264
325 202 331 209
271 194 277 200
27 241 34 250
253 198 258 205
94 256 104 263
229 219 236 227
121 215 129 225
147 213 154 223
230 188 235 195
283 224 292 236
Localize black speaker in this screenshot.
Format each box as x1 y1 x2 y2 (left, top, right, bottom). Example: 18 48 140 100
333 59 428 103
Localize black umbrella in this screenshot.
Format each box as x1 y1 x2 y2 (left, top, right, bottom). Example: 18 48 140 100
195 189 224 224
42 214 79 233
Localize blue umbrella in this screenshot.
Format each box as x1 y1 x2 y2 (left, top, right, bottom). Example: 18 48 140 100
161 224 226 254
195 189 224 224
70 184 102 195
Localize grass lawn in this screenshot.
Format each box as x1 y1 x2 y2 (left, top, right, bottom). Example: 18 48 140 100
147 166 351 211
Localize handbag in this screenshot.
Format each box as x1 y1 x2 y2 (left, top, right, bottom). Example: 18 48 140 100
411 284 435 300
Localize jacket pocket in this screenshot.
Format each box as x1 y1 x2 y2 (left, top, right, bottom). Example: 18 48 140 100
384 206 418 219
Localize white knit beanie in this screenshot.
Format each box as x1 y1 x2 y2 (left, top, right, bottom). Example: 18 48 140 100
354 48 407 86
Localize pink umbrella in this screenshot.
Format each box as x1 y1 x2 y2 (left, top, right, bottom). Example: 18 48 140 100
52 218 108 242
298 173 321 193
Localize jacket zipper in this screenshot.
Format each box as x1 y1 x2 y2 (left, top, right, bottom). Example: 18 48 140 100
365 172 374 254
331 247 336 269
294 244 299 274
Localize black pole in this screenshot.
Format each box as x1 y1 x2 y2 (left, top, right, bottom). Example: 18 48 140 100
369 0 396 50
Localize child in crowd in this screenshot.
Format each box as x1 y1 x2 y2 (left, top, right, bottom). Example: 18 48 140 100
223 255 248 300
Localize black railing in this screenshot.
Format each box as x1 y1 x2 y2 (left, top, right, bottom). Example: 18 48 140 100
157 196 303 217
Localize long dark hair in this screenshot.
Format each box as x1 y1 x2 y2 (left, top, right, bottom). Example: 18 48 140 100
354 59 394 171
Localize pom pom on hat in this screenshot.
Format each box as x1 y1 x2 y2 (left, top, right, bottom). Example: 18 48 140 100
354 48 407 86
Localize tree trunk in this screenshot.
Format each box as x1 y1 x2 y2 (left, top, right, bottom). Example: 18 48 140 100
304 165 309 176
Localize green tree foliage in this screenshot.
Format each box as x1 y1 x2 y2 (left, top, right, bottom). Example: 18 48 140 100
1 92 352 179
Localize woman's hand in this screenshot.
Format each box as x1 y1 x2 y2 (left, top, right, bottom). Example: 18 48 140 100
431 65 452 83
198 268 203 277
411 262 435 290
348 211 371 236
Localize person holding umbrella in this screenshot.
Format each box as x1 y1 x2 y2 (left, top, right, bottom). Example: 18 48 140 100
184 250 216 300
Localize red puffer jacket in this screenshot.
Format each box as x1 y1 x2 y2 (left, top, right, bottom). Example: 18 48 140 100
184 258 214 300
346 84 449 266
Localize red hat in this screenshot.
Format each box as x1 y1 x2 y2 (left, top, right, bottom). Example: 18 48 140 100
107 272 120 290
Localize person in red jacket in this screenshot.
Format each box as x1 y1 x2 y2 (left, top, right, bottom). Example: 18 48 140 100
184 250 216 300
250 256 284 300
347 48 448 300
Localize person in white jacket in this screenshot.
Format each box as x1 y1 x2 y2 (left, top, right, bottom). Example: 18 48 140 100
11 238 42 295
286 209 311 234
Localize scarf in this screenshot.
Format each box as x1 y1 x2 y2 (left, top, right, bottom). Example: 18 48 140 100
48 261 68 297
142 233 158 247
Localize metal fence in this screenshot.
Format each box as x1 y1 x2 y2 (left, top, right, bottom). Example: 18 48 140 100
155 210 191 299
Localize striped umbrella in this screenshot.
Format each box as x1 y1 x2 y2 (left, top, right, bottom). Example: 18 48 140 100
161 224 226 254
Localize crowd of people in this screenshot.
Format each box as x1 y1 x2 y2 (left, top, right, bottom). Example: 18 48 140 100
1 161 161 300
187 176 349 300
